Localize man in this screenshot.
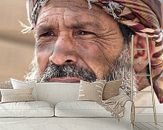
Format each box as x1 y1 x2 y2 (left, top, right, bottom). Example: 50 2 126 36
25 0 163 102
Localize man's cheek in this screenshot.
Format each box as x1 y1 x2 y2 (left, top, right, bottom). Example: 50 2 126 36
76 40 104 59
95 34 124 58
76 43 110 78
91 45 124 78
36 51 50 74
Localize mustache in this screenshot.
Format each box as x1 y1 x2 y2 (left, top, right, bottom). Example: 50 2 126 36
39 64 97 82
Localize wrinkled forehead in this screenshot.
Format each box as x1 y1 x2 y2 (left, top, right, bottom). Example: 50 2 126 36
43 0 103 14
36 0 114 31
27 0 104 25
47 0 89 8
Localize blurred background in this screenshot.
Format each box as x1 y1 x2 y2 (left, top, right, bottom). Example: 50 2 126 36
0 0 34 81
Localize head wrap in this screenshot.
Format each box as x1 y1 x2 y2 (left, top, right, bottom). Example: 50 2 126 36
26 0 48 25
26 0 163 102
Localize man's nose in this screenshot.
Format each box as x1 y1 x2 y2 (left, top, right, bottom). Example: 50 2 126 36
49 34 78 65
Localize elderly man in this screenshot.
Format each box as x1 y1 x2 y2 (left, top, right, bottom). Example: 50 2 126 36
25 0 163 102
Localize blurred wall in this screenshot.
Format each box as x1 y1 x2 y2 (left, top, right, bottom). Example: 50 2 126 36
0 0 34 81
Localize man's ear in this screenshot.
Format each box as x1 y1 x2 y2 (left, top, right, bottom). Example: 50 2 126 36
133 35 149 73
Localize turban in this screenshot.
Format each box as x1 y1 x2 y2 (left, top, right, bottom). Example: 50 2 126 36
26 0 163 102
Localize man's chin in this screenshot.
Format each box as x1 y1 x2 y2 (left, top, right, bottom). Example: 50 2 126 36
47 77 81 83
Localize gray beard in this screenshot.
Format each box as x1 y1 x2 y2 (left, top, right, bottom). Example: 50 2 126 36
25 45 136 96
107 47 137 96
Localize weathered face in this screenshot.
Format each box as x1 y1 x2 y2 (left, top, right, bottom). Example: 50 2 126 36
34 0 124 83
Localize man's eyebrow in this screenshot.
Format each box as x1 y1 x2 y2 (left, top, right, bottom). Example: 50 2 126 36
35 25 55 34
35 21 103 33
67 21 103 30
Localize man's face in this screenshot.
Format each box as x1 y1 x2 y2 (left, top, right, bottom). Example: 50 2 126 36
34 0 124 83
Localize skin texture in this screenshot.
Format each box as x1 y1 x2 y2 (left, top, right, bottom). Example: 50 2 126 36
34 0 124 83
33 0 150 86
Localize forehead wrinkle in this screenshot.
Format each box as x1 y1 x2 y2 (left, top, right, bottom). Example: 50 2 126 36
62 10 107 30
43 0 104 16
36 13 63 29
37 11 104 31
36 2 114 32
48 0 90 9
66 19 102 31
36 18 48 28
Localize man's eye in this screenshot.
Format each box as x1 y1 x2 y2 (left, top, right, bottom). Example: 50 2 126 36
77 30 96 36
39 31 55 38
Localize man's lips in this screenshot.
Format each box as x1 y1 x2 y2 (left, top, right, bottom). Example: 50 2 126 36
48 77 81 83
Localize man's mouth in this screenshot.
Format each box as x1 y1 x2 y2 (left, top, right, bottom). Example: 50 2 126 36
48 77 81 83
39 64 97 83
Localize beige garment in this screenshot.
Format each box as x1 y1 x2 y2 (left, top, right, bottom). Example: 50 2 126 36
78 80 135 124
1 87 34 103
99 94 135 124
0 81 12 89
0 81 13 101
78 80 122 101
78 80 106 102
103 80 122 100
